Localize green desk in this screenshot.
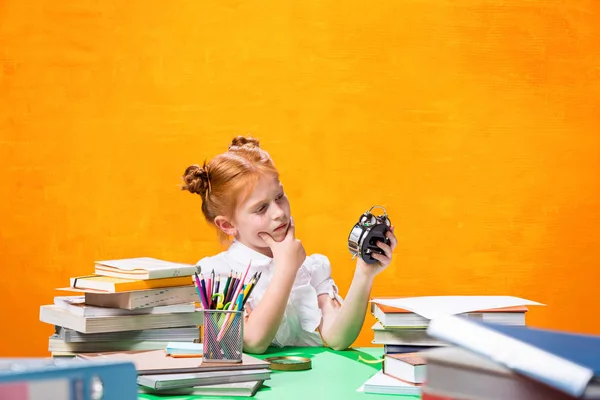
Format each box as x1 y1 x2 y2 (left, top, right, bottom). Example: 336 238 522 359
138 347 420 400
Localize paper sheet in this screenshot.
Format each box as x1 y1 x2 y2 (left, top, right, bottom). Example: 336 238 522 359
371 296 544 320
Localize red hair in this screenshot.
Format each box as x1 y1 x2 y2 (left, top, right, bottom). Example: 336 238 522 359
182 136 278 242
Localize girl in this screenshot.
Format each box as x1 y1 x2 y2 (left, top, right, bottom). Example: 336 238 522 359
182 136 397 354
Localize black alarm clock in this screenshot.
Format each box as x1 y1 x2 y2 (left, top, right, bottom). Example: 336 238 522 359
348 205 391 264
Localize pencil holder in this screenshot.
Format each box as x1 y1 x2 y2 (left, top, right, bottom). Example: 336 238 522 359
202 310 243 363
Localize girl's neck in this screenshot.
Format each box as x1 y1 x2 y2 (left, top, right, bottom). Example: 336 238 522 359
234 237 274 258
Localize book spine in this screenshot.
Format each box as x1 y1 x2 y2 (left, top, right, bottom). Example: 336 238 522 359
426 315 593 398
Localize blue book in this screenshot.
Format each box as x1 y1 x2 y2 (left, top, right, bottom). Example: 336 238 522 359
384 344 439 354
427 315 600 399
0 358 138 400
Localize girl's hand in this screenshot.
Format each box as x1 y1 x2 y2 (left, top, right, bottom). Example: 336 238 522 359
356 226 397 277
259 217 306 273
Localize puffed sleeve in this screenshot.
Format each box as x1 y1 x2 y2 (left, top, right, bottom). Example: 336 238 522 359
307 254 344 304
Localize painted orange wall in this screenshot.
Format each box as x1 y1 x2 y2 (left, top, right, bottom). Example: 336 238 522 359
1 1 600 357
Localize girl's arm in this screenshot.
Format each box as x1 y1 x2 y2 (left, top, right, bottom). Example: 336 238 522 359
243 219 306 354
242 261 298 353
318 227 397 350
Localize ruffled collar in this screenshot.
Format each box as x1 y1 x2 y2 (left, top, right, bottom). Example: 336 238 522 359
227 240 273 271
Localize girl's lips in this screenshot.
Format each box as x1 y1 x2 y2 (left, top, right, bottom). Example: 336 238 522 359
274 222 288 232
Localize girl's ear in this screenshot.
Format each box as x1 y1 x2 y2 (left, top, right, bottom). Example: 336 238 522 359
214 216 237 237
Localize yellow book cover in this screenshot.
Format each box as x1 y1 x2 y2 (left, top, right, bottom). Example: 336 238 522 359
68 275 193 293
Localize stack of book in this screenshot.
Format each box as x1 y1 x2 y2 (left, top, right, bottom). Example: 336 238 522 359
370 296 532 356
39 257 203 357
422 315 600 400
78 348 271 397
359 296 544 396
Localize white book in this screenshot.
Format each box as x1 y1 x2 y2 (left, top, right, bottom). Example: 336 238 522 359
54 296 195 317
40 305 203 334
95 257 199 280
371 322 446 346
138 369 271 390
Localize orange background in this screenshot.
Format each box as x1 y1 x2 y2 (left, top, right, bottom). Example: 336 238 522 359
2 0 600 357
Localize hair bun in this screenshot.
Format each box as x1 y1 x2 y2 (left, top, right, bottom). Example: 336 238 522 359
229 135 260 150
182 164 210 197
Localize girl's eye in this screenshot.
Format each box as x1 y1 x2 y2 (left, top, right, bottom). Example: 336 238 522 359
257 205 267 213
276 193 284 200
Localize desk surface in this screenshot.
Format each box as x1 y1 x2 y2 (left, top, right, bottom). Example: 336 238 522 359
138 346 420 400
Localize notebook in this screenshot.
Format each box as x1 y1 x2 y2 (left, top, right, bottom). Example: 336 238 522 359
77 349 270 375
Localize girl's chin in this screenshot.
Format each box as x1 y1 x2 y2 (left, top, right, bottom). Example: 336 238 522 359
268 230 287 241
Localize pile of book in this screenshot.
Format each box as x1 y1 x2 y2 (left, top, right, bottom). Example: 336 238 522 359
359 295 543 396
39 257 202 357
78 347 271 397
422 315 600 400
38 256 272 397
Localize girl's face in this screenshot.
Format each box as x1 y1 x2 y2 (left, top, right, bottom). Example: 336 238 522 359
233 173 290 256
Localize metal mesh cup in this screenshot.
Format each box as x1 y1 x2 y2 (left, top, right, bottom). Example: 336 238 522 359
202 310 243 363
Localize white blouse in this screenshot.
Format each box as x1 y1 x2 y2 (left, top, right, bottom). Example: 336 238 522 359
196 240 343 347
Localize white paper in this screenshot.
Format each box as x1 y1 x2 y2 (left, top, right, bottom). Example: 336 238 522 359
371 296 544 320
